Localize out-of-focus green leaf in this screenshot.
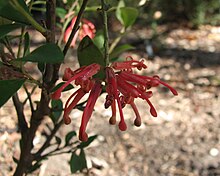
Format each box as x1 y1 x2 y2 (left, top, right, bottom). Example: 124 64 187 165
56 7 67 19
0 79 25 107
70 149 87 173
0 24 23 39
110 44 135 59
65 131 77 146
17 43 64 63
116 7 138 28
77 135 97 149
0 0 30 24
51 99 63 124
92 30 104 52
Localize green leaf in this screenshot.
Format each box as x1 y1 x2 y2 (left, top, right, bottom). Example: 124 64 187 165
51 82 74 93
0 24 23 39
55 136 62 146
65 131 77 146
116 7 138 28
56 7 67 19
70 149 87 173
110 44 135 59
78 135 97 149
0 0 30 24
51 99 63 124
18 43 64 63
77 36 105 79
0 17 12 25
78 36 104 67
0 79 25 107
23 32 30 56
92 30 104 52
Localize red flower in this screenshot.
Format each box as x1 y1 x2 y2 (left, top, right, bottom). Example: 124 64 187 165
104 57 178 129
51 63 100 125
64 16 96 47
52 57 178 141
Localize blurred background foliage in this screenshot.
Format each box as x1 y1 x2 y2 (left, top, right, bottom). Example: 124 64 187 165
55 0 220 29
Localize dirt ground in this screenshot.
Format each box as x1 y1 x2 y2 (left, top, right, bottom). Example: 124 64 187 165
0 25 220 176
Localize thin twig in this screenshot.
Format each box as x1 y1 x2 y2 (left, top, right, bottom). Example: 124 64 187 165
34 119 64 158
23 85 35 113
63 0 89 56
12 93 28 138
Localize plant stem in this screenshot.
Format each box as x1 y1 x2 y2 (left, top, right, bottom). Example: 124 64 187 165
63 0 89 56
101 0 109 66
13 0 57 175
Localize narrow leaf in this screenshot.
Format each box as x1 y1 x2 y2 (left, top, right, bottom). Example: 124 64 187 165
55 136 62 146
0 79 25 107
23 32 30 56
65 131 77 146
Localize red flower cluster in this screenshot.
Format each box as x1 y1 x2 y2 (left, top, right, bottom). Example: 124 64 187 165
51 58 178 141
64 16 96 47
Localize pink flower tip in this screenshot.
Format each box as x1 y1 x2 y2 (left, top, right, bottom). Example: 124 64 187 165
109 116 116 125
118 121 127 131
79 132 88 142
63 115 71 125
150 107 157 117
51 91 61 100
134 118 142 127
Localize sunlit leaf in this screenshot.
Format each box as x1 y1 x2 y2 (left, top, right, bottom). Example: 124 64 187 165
116 7 138 28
